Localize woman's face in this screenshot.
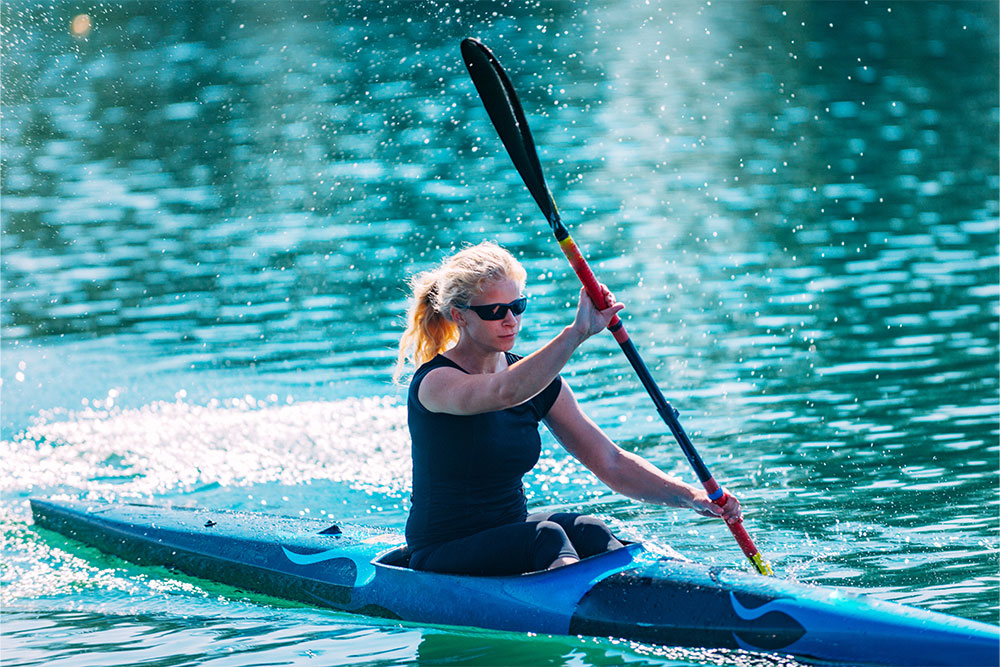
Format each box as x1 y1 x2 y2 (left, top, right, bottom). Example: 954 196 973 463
456 276 523 352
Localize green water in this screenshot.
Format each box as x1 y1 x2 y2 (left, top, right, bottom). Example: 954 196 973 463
2 1 997 665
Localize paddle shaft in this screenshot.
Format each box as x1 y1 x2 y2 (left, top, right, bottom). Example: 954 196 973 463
556 226 773 577
460 37 772 575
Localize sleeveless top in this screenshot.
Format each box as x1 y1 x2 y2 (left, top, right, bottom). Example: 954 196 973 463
404 352 563 552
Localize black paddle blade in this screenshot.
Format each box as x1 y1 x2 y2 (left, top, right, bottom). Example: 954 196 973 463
460 38 564 235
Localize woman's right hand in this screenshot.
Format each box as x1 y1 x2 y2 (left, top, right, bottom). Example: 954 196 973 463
572 285 625 340
690 488 744 525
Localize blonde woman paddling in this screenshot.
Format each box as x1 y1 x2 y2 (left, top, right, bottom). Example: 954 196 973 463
396 241 742 576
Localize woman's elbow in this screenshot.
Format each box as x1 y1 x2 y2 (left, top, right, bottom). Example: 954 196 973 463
588 448 629 491
482 375 523 412
495 383 519 409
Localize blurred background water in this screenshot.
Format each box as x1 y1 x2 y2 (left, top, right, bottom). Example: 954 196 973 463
2 1 997 665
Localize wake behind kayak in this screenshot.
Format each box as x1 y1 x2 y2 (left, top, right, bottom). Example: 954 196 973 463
30 498 999 666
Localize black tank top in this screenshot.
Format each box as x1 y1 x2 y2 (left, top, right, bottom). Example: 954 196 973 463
404 352 563 552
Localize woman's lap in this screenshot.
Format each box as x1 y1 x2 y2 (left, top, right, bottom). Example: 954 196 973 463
409 512 622 576
526 512 623 559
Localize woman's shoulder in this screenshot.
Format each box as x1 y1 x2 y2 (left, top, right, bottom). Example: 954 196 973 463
411 354 465 387
416 354 466 374
409 354 469 414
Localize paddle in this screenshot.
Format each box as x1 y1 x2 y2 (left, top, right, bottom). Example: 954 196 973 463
460 37 773 576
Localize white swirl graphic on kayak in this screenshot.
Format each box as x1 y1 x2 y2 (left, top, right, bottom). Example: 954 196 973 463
281 547 340 565
281 546 376 586
729 592 809 651
731 592 788 621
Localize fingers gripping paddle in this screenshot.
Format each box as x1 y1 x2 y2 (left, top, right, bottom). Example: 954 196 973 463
461 37 773 576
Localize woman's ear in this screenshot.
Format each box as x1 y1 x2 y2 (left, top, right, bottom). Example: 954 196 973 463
450 305 467 327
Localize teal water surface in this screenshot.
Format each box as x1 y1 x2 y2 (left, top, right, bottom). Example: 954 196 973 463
2 1 998 665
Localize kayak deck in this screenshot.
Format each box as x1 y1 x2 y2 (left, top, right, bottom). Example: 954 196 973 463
29 498 1000 666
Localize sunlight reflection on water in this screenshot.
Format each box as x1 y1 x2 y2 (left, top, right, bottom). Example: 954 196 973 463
4 396 409 501
2 0 997 664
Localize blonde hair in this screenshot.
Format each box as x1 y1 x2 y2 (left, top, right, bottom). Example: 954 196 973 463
394 241 527 383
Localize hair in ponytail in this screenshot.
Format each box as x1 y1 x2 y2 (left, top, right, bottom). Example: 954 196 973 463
394 241 526 383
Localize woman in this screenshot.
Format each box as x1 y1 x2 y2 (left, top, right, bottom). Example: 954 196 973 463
395 241 741 576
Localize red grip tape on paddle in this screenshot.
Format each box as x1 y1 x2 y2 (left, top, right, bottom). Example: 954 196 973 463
558 235 629 344
706 479 771 575
724 510 757 554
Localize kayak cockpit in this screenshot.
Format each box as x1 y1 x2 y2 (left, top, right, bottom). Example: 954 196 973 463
372 541 646 579
374 545 413 569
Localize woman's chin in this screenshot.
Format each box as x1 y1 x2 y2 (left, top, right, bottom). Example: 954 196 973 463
497 335 517 349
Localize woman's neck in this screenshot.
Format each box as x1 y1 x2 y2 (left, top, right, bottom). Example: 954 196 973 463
444 339 507 374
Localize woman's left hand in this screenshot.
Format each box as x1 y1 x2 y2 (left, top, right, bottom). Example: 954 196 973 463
571 285 625 340
692 488 743 525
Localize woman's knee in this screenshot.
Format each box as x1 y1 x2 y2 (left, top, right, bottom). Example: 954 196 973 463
531 521 577 570
535 520 571 548
569 515 623 558
573 514 614 535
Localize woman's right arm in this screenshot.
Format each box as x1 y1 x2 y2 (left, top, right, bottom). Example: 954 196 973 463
418 287 623 415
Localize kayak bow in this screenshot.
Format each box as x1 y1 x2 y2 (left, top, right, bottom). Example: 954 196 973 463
30 499 999 666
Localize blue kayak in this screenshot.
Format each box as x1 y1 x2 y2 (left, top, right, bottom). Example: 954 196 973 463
30 498 998 666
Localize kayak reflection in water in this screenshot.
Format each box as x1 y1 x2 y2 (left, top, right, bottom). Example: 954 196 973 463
394 242 742 576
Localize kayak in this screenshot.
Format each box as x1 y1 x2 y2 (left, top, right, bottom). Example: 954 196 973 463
30 498 998 666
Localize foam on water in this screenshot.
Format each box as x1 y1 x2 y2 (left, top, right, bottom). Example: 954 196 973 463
1 395 415 620
2 396 410 503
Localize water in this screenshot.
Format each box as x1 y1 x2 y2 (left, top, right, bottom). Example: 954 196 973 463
2 1 997 665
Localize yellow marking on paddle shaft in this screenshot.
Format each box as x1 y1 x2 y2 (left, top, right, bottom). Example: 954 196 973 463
751 553 774 576
557 235 588 273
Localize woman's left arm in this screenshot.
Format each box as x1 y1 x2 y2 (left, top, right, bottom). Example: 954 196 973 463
543 381 742 524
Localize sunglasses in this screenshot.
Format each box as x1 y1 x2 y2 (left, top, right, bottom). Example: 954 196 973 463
459 296 528 321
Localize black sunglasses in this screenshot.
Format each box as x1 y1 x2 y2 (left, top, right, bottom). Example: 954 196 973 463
459 296 528 321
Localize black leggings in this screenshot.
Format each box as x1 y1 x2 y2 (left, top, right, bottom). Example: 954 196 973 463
409 512 623 576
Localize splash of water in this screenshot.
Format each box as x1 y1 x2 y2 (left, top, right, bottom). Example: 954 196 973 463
2 395 410 502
